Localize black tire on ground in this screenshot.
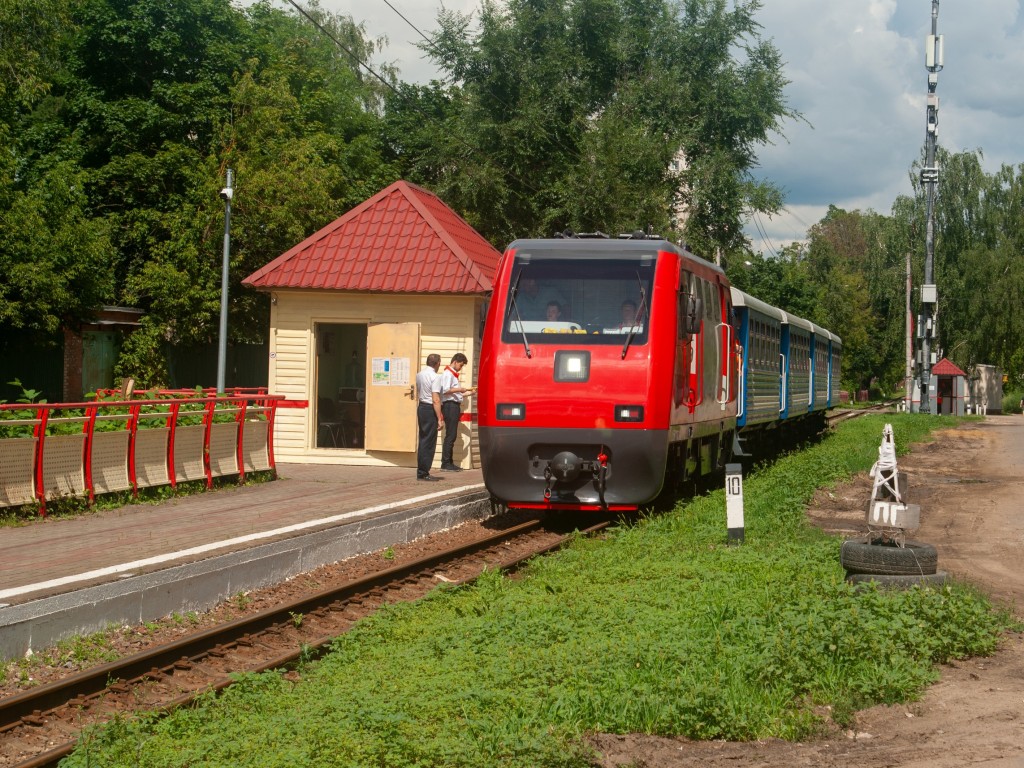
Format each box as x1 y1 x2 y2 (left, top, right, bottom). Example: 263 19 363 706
840 539 938 576
846 570 950 590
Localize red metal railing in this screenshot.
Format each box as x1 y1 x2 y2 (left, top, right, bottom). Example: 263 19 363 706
0 394 307 515
93 387 270 398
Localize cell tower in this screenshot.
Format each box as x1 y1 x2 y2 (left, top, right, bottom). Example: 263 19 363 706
918 0 943 412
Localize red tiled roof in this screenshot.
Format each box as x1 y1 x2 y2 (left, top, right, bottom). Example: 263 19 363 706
243 180 499 294
932 357 967 376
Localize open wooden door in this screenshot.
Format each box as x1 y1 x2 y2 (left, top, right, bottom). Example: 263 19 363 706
364 322 419 452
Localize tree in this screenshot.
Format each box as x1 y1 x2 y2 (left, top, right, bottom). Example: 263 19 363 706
928 153 1024 382
0 158 113 336
798 206 886 392
0 0 114 338
0 0 70 115
724 247 817 322
27 0 398 385
386 0 795 252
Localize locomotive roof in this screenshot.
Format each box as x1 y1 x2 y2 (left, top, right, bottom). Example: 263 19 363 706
505 237 725 275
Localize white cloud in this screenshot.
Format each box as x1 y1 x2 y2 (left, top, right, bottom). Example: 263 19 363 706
745 0 1024 255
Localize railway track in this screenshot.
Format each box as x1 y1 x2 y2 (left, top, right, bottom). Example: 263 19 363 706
825 400 897 428
0 515 613 768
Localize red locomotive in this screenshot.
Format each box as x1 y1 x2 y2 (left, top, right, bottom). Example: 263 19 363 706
477 233 739 510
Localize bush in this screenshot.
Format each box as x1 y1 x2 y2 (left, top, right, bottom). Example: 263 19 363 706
1002 389 1023 414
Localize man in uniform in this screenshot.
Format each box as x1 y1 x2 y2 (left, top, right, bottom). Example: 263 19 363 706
438 353 475 471
415 354 444 481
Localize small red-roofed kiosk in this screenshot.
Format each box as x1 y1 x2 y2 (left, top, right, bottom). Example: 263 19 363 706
243 181 500 468
930 357 967 416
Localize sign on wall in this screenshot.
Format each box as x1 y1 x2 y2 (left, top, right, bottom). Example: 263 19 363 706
371 357 410 386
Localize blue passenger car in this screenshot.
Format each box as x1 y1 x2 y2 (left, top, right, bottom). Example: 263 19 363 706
781 311 813 420
810 323 829 411
828 332 843 407
731 288 784 428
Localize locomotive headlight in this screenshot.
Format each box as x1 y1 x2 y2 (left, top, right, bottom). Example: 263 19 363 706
554 350 590 382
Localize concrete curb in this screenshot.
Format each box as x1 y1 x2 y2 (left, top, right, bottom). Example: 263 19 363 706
0 491 491 660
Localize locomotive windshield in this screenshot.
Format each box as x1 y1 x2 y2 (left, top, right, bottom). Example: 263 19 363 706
501 255 656 345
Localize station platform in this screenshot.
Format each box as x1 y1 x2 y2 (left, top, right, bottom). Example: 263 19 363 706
0 464 490 659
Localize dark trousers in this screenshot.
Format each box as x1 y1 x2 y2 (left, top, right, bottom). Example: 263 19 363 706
417 403 438 477
441 400 461 467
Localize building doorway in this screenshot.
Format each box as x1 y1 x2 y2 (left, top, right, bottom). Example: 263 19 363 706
314 323 367 448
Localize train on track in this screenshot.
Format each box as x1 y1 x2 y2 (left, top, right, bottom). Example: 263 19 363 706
477 232 842 511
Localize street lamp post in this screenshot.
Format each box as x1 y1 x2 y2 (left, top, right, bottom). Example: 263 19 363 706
216 169 234 394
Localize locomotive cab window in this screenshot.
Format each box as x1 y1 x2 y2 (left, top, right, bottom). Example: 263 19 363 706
502 255 656 345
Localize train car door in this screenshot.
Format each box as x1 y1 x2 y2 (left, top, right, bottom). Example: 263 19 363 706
675 270 696 410
715 280 736 410
779 321 789 416
701 278 719 414
364 322 419 452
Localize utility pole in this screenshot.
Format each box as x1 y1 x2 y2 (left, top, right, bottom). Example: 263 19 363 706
919 0 943 412
216 168 234 394
905 250 913 412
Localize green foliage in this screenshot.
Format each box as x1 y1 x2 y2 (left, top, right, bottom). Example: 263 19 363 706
0 155 114 336
4 625 121 687
387 0 796 251
724 248 818 320
1003 388 1023 415
60 415 1010 768
2 0 395 388
930 152 1024 384
0 378 44 438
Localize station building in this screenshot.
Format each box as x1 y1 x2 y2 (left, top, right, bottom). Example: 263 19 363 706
243 180 500 469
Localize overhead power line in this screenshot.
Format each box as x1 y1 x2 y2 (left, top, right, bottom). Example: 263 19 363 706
284 0 399 94
752 211 780 258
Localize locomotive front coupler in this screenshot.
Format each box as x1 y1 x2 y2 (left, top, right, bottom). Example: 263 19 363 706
542 450 610 507
547 450 607 483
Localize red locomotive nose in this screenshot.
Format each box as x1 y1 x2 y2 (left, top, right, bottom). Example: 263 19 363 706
550 451 582 482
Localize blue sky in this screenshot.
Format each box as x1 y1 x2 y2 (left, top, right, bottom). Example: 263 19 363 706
309 0 1024 255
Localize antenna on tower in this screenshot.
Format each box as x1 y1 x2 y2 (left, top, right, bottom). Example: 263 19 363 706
917 0 943 413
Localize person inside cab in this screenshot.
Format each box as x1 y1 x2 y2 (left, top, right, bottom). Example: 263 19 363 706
619 299 642 330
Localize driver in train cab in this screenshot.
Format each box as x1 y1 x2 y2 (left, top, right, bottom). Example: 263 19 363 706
545 301 563 322
619 299 642 330
517 278 545 318
517 277 566 319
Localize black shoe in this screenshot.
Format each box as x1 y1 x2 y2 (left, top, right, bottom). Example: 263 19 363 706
440 465 463 472
417 474 441 481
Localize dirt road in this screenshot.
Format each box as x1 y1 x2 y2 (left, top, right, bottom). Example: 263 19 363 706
594 414 1024 768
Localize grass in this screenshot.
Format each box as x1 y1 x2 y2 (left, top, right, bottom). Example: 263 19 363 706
1 625 124 687
62 414 1012 767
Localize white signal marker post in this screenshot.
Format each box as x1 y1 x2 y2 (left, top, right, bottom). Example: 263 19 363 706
725 463 744 543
